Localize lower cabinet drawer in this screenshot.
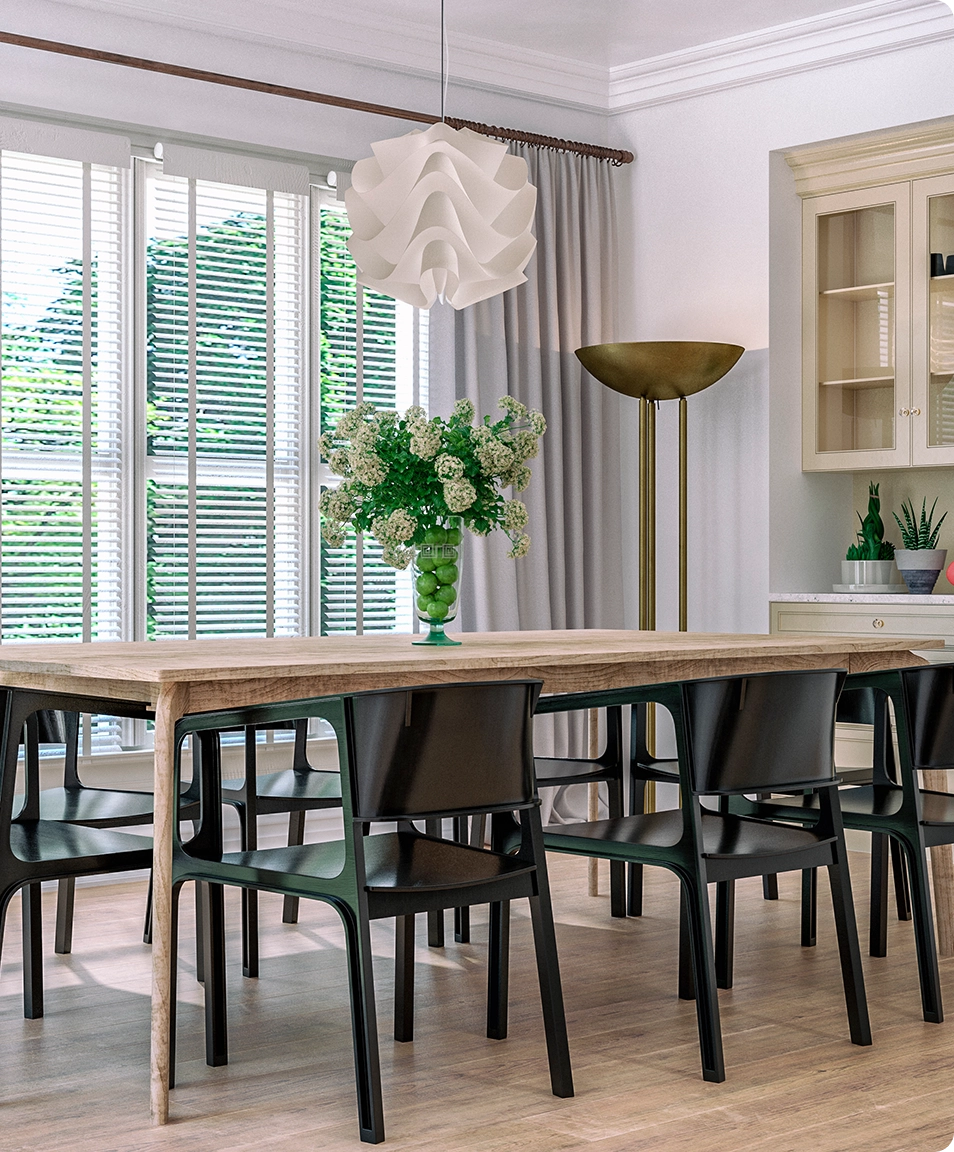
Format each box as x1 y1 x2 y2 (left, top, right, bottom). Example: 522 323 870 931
771 602 954 643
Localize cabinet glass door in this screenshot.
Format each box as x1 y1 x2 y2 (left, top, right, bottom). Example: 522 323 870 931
927 192 954 447
815 204 895 454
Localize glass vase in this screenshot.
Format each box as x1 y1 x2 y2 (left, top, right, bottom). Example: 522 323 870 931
412 519 463 646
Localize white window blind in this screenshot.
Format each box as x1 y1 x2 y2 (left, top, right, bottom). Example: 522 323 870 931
317 202 427 635
0 152 125 645
143 163 307 638
0 138 428 753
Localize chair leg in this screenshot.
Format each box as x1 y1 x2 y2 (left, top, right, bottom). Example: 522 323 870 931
678 892 695 1001
762 874 779 900
424 819 445 947
891 837 913 922
714 880 735 989
236 805 259 979
143 871 154 944
825 858 872 1046
22 882 43 1020
195 881 206 984
627 780 646 916
897 835 944 1024
282 810 307 924
627 863 644 916
54 877 75 955
870 833 889 957
453 816 471 943
201 881 228 1066
801 868 817 948
393 914 415 1042
338 902 385 1144
528 893 574 1099
606 779 626 918
487 900 510 1041
679 876 725 1083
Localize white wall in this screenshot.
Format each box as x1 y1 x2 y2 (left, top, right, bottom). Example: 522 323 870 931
613 29 954 632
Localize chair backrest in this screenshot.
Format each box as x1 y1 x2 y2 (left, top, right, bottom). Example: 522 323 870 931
683 669 845 794
347 680 541 821
900 664 954 770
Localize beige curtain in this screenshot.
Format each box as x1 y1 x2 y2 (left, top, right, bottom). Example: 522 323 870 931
454 146 623 797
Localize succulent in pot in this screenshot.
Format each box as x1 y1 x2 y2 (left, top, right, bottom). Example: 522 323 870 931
892 497 948 594
841 483 897 589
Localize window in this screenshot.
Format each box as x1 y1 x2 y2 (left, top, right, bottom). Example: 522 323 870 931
0 138 426 668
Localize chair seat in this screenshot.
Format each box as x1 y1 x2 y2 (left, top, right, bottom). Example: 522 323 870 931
220 830 534 895
534 756 617 785
546 809 832 862
10 821 152 869
34 786 199 827
634 758 679 782
757 784 954 824
221 768 341 811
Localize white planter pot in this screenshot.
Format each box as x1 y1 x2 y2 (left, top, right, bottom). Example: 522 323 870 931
841 560 897 586
894 548 947 594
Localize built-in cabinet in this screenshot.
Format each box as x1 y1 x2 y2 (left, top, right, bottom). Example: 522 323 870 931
793 127 954 471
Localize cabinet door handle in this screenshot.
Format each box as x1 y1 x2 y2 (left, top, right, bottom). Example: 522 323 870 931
899 408 910 417
912 407 921 416
872 618 885 629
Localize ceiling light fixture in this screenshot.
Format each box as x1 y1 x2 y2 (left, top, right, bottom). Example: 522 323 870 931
345 1 537 310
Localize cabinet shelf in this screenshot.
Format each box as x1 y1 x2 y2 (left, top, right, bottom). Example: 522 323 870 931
819 375 894 390
820 281 894 300
930 274 954 289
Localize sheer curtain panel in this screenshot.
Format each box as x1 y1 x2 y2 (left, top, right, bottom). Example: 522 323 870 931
455 146 623 776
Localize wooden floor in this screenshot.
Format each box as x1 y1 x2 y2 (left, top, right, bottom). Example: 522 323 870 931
2 855 953 1152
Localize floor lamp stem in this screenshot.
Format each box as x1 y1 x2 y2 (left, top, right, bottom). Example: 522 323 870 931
679 396 687 632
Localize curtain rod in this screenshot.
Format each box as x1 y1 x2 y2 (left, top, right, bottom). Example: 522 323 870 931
0 31 634 166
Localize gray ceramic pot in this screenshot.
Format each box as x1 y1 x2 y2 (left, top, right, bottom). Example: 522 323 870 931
894 548 947 594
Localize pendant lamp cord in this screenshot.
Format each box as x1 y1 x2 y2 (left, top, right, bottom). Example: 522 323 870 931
440 0 447 122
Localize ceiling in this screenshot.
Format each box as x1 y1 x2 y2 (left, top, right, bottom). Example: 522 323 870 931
69 0 927 73
353 0 875 69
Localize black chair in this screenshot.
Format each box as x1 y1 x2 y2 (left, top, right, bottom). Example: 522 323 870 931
734 663 954 1025
24 709 200 954
629 690 913 935
542 669 871 1083
0 688 155 1019
216 719 342 976
533 706 626 916
170 681 573 1144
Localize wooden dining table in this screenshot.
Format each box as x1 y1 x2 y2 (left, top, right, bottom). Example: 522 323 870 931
0 627 941 1125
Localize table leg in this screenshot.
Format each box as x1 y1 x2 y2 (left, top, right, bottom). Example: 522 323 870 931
150 682 188 1126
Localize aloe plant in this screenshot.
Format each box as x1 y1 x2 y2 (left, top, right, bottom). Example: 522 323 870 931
893 497 948 550
846 482 895 561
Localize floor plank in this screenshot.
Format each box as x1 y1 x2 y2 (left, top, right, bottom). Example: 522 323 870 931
0 853 952 1151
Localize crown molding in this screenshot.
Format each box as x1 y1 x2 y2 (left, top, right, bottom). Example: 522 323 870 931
608 0 954 113
9 0 608 109
6 0 952 120
786 117 954 196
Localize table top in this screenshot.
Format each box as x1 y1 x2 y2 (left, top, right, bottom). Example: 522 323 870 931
0 629 939 712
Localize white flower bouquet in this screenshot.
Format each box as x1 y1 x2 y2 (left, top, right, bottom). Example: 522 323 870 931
318 396 545 568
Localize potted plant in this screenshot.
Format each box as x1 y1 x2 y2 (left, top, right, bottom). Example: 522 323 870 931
893 498 949 594
841 482 897 590
318 396 545 645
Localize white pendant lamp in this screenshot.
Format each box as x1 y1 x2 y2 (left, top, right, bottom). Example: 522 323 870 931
344 3 537 310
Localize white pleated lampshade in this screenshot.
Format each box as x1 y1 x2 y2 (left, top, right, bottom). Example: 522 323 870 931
345 122 537 310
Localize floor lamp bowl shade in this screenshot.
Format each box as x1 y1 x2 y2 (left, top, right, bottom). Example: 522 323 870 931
575 341 744 400
345 122 537 310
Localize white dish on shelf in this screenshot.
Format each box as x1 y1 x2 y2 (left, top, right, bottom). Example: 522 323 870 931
832 583 909 594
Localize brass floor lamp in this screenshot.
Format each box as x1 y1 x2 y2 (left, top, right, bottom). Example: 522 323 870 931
575 342 744 837
575 341 744 632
